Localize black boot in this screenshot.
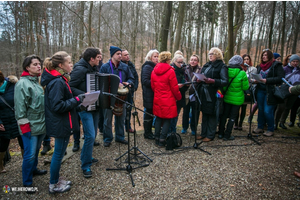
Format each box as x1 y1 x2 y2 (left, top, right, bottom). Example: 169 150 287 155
158 139 166 147
41 145 51 155
279 122 287 129
72 143 80 152
143 120 155 140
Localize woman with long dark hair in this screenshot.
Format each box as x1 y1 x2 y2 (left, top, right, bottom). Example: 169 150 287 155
252 49 284 137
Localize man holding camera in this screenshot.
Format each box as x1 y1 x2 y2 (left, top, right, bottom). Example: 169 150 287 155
100 46 134 147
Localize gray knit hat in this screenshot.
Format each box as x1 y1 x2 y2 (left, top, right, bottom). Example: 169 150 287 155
289 54 300 62
229 55 243 65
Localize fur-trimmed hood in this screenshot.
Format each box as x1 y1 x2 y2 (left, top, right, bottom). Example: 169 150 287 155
7 75 18 84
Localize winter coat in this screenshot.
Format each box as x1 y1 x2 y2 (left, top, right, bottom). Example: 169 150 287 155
69 58 99 96
256 61 285 105
291 84 300 95
151 63 181 118
223 65 249 106
172 64 189 107
0 76 19 139
100 59 135 86
41 69 80 138
198 60 228 114
122 60 139 91
283 64 300 85
141 61 156 109
14 72 46 136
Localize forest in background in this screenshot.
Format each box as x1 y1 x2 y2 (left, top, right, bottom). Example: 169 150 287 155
0 1 299 77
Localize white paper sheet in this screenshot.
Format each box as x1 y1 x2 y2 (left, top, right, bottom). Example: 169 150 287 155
251 73 264 83
193 73 206 81
81 91 100 107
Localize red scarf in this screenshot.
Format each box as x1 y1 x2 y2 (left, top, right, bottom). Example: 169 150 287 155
21 71 41 77
260 60 273 71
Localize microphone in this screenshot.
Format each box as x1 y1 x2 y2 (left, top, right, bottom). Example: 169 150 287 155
244 63 250 68
181 63 187 68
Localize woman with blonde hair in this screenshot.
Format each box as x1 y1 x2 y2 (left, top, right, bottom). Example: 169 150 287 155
41 51 85 193
141 49 159 139
151 51 181 146
196 47 228 142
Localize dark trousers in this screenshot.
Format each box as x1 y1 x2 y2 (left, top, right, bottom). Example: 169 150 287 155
42 135 51 146
275 95 298 124
144 108 154 136
73 113 81 144
290 97 300 123
125 92 134 130
235 104 247 127
154 117 171 140
98 108 104 132
0 136 24 152
182 101 200 132
219 102 240 138
201 113 218 139
169 103 184 133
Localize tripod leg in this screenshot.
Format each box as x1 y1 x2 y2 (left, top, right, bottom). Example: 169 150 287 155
134 147 153 162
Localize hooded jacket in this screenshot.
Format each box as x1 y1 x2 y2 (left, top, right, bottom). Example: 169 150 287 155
151 63 181 118
141 61 156 109
223 65 249 105
41 68 80 138
14 72 46 136
0 76 19 139
69 58 99 96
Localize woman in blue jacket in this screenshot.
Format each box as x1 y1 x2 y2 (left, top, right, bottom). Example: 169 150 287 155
41 51 84 194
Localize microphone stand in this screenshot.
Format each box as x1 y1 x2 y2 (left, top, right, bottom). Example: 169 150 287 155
104 91 153 187
234 66 261 145
181 66 211 155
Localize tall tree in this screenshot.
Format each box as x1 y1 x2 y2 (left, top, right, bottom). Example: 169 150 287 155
79 1 85 52
158 1 172 52
268 2 276 49
173 1 185 53
226 1 234 63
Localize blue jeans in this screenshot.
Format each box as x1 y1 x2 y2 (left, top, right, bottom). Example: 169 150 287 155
103 105 125 143
257 89 276 132
169 104 183 133
22 133 46 186
50 136 70 184
79 111 99 171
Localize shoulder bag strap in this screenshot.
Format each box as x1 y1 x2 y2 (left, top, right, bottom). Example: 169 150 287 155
223 69 242 95
0 95 14 111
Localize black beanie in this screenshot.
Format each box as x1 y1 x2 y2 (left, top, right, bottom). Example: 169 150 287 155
110 46 122 57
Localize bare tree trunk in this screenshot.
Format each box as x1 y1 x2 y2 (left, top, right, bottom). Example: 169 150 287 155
79 1 85 52
97 2 102 47
87 1 93 46
173 1 185 53
268 2 276 49
292 21 300 53
281 1 286 57
247 12 256 54
200 29 204 66
158 1 172 52
196 2 202 56
226 1 234 63
119 1 123 47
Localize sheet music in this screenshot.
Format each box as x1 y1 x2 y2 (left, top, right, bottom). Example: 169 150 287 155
251 73 264 83
81 91 100 107
193 73 206 81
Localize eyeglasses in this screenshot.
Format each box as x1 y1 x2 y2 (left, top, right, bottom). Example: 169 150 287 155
208 53 214 56
177 61 183 64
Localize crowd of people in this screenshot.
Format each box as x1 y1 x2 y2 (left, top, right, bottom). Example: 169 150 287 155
1 46 300 194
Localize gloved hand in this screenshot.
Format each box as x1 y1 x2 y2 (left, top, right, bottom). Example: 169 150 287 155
77 94 85 102
204 78 215 84
23 132 31 139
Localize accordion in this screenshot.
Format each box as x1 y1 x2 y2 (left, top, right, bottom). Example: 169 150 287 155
86 73 120 111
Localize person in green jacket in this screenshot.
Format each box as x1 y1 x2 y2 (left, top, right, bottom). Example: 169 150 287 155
218 55 249 140
14 55 46 194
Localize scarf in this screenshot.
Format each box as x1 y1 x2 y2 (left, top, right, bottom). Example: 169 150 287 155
0 80 7 93
260 60 273 71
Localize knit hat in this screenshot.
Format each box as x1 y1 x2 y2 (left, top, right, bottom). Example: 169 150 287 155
273 53 281 59
110 46 122 57
289 54 300 62
229 55 243 65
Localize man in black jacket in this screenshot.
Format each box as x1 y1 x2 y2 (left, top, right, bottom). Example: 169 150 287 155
69 47 101 178
121 50 138 133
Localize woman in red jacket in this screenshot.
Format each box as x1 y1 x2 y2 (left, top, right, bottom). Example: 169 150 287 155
151 51 182 146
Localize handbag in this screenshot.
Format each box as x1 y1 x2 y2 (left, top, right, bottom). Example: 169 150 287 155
244 85 256 104
274 83 292 101
273 69 298 101
166 132 182 150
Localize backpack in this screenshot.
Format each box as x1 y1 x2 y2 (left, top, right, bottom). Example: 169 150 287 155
166 132 182 150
